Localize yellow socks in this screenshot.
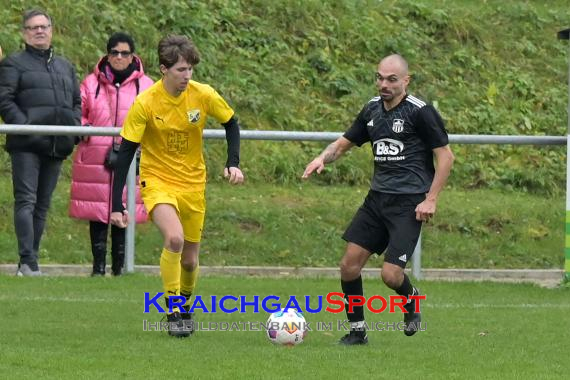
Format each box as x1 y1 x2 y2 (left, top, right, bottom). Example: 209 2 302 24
180 264 199 307
160 248 181 313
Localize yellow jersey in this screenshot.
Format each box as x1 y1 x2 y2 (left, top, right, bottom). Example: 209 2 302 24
121 79 234 191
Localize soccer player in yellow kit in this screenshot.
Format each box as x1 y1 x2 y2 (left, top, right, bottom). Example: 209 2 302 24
110 35 244 338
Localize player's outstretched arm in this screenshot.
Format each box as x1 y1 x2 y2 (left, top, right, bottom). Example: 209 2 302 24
302 136 354 179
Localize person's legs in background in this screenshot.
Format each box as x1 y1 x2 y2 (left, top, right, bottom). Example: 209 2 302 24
110 224 125 276
90 221 109 276
11 152 62 276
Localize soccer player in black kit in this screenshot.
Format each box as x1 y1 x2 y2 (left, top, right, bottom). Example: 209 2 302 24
303 54 454 345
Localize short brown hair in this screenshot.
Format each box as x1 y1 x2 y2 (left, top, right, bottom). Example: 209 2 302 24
158 35 200 69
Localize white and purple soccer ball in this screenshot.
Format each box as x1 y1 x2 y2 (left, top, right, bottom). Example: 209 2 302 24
266 308 308 346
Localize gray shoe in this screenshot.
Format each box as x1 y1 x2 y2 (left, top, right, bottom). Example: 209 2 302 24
16 263 42 277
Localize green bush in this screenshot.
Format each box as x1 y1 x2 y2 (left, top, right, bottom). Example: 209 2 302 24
1 0 569 194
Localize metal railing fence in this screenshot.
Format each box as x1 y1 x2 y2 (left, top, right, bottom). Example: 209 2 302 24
0 124 565 278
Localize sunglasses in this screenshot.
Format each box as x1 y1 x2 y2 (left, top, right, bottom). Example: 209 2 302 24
109 50 132 57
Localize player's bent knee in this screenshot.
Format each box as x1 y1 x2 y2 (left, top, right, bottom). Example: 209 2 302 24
382 275 398 289
181 259 197 272
339 259 361 281
164 234 185 252
381 268 402 289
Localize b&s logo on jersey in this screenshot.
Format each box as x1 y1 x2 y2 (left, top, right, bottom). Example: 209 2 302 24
373 138 405 162
187 109 200 124
392 119 404 133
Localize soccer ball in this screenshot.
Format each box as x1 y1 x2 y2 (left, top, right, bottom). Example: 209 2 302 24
266 309 307 346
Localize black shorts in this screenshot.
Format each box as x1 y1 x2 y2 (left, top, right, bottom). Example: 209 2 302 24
342 191 425 268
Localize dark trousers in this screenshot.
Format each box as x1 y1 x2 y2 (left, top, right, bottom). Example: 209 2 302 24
89 221 126 275
11 152 63 269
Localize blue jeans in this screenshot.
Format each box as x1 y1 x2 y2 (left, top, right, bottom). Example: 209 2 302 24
11 152 63 268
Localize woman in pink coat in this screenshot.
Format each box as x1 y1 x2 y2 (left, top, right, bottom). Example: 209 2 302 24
70 32 153 276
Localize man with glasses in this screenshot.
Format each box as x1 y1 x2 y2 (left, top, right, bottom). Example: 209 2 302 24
303 54 454 345
0 9 81 276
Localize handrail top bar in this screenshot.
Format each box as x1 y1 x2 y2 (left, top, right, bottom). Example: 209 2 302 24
0 124 565 145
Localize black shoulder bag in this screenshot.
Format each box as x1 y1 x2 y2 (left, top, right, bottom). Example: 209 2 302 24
104 138 121 170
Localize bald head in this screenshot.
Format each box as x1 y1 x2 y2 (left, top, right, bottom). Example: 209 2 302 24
376 54 410 109
379 54 408 76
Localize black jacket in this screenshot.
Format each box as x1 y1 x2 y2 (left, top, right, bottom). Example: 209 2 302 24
0 44 81 158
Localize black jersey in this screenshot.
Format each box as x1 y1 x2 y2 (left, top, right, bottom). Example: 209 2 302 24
344 94 448 194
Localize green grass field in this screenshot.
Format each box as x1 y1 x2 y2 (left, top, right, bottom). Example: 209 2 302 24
1 274 568 379
0 175 565 270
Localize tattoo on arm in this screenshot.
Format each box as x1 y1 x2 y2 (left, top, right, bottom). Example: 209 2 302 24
321 143 340 164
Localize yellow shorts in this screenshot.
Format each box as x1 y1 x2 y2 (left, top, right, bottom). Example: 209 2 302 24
141 186 206 242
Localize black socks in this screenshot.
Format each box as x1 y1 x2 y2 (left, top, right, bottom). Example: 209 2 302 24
341 275 364 325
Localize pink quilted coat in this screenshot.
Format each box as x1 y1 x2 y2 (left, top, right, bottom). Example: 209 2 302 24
69 56 153 223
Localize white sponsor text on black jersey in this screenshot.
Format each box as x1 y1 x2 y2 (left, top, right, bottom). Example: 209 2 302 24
343 94 449 194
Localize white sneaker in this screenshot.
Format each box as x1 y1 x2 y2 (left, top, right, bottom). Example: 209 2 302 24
16 263 42 277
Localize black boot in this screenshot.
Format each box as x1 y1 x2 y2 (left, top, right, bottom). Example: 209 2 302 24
404 287 422 336
90 221 108 276
164 298 191 338
111 225 126 276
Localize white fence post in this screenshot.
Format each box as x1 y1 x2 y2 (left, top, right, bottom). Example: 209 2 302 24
559 28 570 282
125 156 137 273
411 232 422 280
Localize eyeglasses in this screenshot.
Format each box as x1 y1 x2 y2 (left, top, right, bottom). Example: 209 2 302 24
109 50 132 58
24 24 51 32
